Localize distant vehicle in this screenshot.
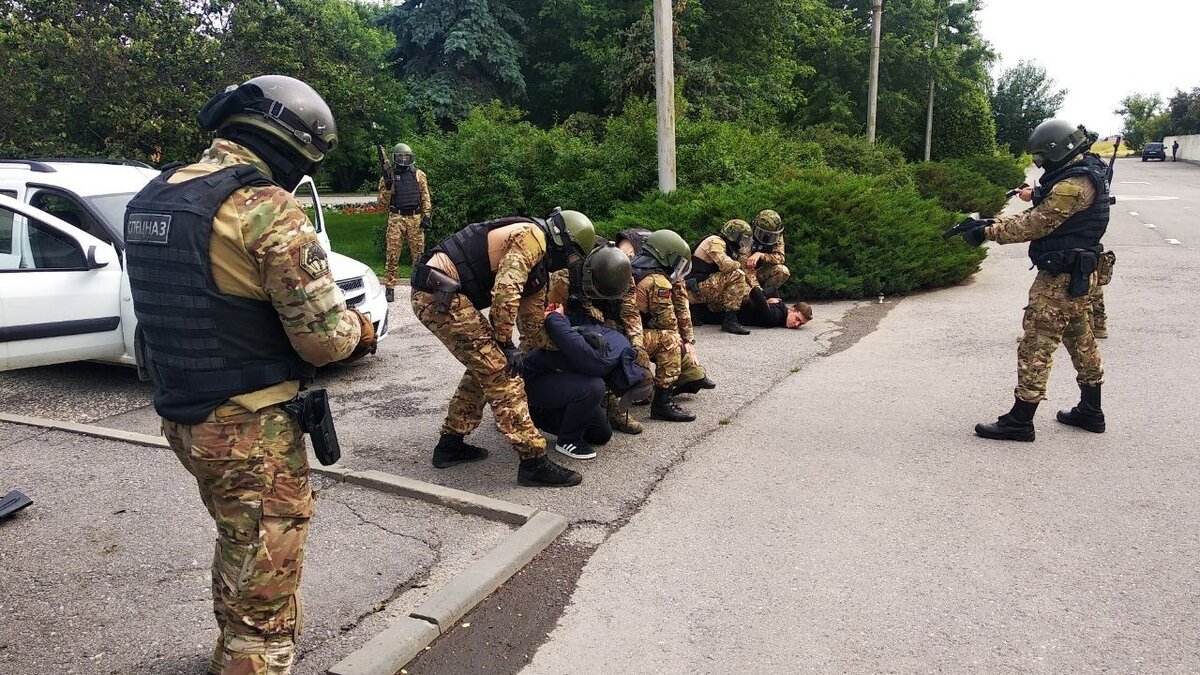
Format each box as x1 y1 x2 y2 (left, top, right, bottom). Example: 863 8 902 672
1142 142 1167 162
0 159 388 372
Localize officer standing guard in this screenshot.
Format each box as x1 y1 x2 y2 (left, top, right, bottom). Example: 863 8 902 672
125 75 376 674
379 142 432 303
946 119 1109 440
411 208 596 486
743 209 791 291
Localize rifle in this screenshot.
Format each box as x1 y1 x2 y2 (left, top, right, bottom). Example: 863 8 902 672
942 216 988 241
378 145 394 187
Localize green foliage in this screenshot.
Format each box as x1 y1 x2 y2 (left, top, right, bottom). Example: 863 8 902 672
948 153 1026 192
602 170 984 299
1115 93 1166 151
911 160 1006 215
802 126 909 176
931 85 997 159
1164 87 1200 136
990 60 1067 156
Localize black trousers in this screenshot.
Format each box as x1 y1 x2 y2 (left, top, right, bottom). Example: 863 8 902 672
526 371 612 445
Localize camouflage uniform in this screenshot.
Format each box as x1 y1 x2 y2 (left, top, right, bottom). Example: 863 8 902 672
413 224 548 459
378 169 432 287
160 140 363 674
634 273 698 388
690 235 752 312
741 235 790 290
1091 250 1115 337
984 174 1103 403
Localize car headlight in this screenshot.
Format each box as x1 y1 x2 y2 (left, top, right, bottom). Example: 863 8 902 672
362 272 382 303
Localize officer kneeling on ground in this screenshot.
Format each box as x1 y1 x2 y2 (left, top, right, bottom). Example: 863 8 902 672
411 208 595 487
946 118 1109 441
126 75 376 674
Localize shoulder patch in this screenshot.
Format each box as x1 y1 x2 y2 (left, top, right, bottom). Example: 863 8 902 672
299 241 330 280
656 288 672 299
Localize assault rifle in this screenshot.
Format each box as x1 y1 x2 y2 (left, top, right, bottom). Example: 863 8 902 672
1105 135 1121 204
378 145 394 187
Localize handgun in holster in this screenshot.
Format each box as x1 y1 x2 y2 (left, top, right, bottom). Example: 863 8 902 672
1068 251 1098 299
412 261 461 313
282 389 341 466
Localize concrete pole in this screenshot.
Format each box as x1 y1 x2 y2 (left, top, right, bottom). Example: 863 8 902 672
923 27 938 161
866 0 884 145
653 0 677 193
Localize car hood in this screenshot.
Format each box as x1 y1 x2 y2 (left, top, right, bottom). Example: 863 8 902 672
328 250 370 282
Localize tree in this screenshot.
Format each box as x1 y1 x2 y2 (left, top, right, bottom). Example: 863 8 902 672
1165 87 1200 136
377 0 526 124
1115 93 1165 151
990 60 1067 155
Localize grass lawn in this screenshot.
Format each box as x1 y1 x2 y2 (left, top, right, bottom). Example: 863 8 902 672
1092 139 1135 158
311 210 411 280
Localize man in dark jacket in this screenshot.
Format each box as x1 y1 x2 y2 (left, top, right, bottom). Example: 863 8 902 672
523 304 652 460
697 287 812 329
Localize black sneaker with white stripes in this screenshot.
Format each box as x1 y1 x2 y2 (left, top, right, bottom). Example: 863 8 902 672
554 439 597 460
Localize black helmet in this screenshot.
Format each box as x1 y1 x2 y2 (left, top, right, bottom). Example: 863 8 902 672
581 244 632 299
392 142 415 168
1027 119 1096 172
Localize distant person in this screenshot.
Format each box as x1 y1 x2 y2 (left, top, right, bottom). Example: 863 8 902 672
378 142 432 303
1172 140 1180 162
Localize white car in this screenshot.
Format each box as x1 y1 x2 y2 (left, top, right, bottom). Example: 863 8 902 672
0 159 388 372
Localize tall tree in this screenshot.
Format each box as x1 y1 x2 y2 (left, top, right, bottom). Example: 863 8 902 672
990 60 1067 155
1165 87 1200 136
1115 93 1165 151
377 0 526 124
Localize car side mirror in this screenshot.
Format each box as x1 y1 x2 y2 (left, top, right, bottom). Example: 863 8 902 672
86 245 109 270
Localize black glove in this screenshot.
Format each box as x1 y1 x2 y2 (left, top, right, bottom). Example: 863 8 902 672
581 330 612 356
421 215 432 230
943 217 990 242
962 225 988 246
501 342 524 377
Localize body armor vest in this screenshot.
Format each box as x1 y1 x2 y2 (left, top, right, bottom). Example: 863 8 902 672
430 217 549 310
390 169 422 215
124 165 315 424
618 228 650 255
1028 154 1110 268
631 265 667 329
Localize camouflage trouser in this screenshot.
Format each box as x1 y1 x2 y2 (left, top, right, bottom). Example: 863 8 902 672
676 350 707 387
412 289 546 459
164 403 312 675
1090 285 1107 335
752 263 791 291
1015 271 1104 403
690 269 751 312
384 212 424 287
643 328 681 388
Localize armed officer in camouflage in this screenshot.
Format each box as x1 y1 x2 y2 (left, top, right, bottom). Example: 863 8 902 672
688 220 754 335
947 119 1108 441
125 75 376 675
742 209 791 291
411 208 595 486
378 143 432 302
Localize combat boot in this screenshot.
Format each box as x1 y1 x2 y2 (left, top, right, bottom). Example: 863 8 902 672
608 406 643 434
518 455 583 487
673 375 716 396
975 399 1038 442
721 311 750 335
385 287 396 303
1057 384 1105 433
431 434 490 468
650 386 695 422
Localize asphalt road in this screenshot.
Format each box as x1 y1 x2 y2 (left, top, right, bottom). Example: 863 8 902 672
520 157 1200 674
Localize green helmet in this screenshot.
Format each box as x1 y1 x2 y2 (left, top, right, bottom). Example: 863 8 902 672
392 142 414 167
546 208 596 256
581 244 632 299
642 229 692 281
752 209 783 247
203 75 338 164
720 219 753 253
1028 119 1096 172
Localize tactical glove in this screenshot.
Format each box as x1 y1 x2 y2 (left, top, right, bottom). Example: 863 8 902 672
634 345 651 369
962 225 988 246
421 215 432 230
501 342 524 378
346 310 377 361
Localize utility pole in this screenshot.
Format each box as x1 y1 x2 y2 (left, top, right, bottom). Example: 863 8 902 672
923 24 939 161
653 0 677 193
866 0 884 145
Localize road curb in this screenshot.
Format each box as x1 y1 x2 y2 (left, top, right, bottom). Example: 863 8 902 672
0 412 569 675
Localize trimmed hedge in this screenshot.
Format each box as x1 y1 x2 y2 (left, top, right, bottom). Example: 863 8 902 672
911 161 1007 216
949 154 1027 193
601 168 985 299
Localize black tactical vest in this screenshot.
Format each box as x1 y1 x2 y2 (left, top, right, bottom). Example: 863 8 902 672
390 169 422 215
430 217 549 309
124 165 315 424
631 264 667 329
1028 154 1110 267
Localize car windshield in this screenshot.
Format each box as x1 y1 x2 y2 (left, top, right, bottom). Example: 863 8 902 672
85 192 137 239
1147 143 1163 150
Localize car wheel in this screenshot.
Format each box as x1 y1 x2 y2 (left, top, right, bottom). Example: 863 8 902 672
1142 157 1147 162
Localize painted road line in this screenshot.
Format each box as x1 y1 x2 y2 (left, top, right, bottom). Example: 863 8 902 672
1120 181 1150 184
1146 223 1157 229
1166 239 1183 245
1129 211 1139 216
1115 196 1178 201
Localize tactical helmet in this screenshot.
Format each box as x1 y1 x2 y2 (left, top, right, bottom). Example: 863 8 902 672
546 208 597 259
392 142 415 167
581 244 632 299
1027 119 1096 172
642 229 692 281
720 219 753 253
752 209 784 247
200 75 338 164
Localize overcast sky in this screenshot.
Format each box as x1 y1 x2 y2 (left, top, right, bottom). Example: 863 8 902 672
976 0 1199 136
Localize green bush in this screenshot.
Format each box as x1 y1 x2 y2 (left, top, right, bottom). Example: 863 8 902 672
601 169 985 299
911 161 1007 216
948 153 1027 192
803 125 909 176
